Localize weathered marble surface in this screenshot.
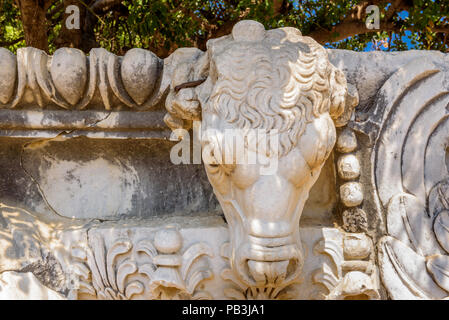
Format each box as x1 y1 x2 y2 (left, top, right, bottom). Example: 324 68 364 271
0 20 447 299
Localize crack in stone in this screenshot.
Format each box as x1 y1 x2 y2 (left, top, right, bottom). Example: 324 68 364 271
17 111 113 219
70 111 113 135
19 134 69 219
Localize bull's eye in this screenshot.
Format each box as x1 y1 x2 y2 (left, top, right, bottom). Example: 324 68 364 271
205 163 235 177
204 163 222 175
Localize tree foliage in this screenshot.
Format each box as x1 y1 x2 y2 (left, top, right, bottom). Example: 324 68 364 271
1 0 449 57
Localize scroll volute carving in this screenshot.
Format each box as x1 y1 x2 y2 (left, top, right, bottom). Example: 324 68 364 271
165 20 358 293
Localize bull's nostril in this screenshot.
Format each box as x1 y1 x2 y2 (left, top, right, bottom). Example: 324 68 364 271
247 260 289 285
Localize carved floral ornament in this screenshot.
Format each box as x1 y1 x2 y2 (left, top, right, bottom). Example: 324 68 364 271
70 228 213 300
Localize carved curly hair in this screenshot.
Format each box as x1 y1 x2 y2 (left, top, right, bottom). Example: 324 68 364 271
206 26 348 156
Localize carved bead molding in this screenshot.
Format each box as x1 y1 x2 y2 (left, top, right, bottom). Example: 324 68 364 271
360 57 449 299
164 20 359 295
312 229 379 300
69 228 213 300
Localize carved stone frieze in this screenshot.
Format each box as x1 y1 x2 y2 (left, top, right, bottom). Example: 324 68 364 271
0 19 447 300
69 227 213 300
368 57 449 299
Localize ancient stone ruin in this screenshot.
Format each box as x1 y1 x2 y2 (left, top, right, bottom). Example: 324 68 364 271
0 20 448 299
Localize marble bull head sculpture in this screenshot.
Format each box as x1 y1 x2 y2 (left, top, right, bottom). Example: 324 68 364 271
165 20 357 289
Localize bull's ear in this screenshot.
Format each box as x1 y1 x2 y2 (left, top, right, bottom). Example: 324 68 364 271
329 66 359 127
163 49 208 135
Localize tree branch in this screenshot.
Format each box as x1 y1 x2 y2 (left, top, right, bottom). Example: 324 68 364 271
46 1 64 19
0 37 24 47
90 0 122 13
308 19 449 44
306 0 443 44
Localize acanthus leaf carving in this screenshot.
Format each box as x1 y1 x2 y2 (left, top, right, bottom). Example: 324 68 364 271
70 228 213 300
220 243 298 300
72 234 143 300
426 255 449 292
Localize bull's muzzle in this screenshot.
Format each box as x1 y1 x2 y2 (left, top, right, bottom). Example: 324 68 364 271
233 234 304 287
